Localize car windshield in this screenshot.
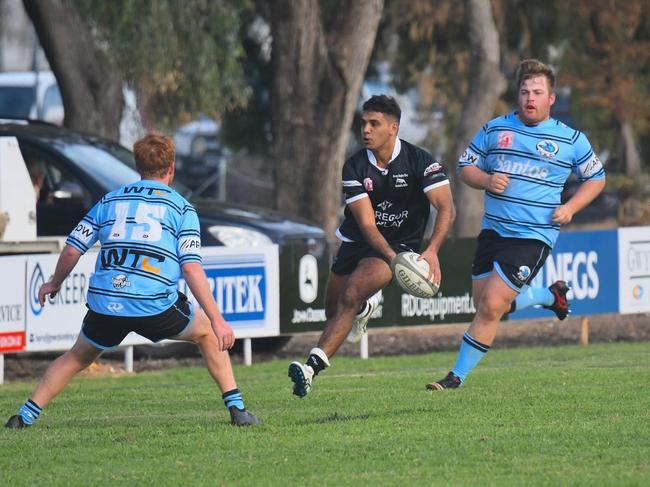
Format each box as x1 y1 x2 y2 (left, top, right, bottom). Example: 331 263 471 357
0 87 34 118
58 139 193 196
58 141 140 190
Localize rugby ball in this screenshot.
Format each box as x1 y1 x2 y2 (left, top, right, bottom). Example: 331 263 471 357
391 252 439 298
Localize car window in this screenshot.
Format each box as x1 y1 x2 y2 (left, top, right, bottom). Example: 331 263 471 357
0 87 34 118
58 142 140 190
22 149 92 207
42 85 62 114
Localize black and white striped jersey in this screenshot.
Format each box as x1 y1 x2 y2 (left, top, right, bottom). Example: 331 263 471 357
336 138 449 244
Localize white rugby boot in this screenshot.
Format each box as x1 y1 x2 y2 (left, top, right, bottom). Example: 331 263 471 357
346 291 381 343
288 362 315 398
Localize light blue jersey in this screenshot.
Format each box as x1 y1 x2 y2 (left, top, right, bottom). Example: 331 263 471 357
458 111 605 247
66 180 202 316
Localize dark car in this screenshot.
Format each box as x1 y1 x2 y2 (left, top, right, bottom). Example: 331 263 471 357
0 120 330 342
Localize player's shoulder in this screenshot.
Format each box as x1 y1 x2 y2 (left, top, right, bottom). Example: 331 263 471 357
483 112 516 132
399 139 435 162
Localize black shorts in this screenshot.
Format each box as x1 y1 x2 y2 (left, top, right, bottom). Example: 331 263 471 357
472 229 550 291
331 240 419 275
81 293 195 349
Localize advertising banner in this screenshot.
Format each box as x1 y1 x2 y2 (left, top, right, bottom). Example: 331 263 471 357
618 226 650 314
0 256 26 352
179 245 280 338
511 229 618 319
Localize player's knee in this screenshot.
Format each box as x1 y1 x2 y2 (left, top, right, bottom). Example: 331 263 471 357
338 289 363 313
478 293 509 321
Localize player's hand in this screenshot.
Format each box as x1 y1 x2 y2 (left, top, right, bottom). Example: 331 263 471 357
418 251 441 286
213 320 235 351
487 173 509 193
38 281 61 306
552 205 574 225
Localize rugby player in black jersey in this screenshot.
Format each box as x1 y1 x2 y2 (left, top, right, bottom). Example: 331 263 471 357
289 95 455 398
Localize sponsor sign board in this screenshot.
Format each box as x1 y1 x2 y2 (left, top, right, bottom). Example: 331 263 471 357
179 246 280 338
618 226 650 313
512 229 618 318
0 256 26 352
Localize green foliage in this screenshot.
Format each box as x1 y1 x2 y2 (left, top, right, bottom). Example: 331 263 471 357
1 343 649 485
558 0 650 152
77 0 254 128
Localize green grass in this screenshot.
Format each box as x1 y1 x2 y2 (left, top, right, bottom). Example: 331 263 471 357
1 342 649 486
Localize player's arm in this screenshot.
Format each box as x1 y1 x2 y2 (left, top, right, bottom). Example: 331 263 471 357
420 183 455 284
348 197 397 264
552 178 606 225
38 245 82 306
459 165 509 193
181 262 235 351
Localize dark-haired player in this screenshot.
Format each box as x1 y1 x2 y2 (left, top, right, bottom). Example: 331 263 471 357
289 95 455 397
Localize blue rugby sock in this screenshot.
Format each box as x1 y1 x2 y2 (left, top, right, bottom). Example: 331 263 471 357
222 389 245 411
451 332 491 382
513 285 554 311
17 399 42 425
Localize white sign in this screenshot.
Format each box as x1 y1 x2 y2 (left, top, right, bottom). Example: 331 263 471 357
0 255 27 352
618 226 650 313
179 245 280 339
17 244 281 351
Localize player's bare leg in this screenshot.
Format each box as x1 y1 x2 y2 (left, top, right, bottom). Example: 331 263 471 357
5 337 102 428
467 273 518 346
317 257 392 357
175 307 261 425
428 273 517 391
175 307 237 391
31 337 103 408
288 257 392 398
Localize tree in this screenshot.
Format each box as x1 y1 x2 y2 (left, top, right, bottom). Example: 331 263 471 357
23 0 123 140
269 0 384 236
76 0 253 129
452 0 506 236
558 0 650 177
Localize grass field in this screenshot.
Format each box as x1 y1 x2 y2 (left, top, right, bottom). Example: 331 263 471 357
1 342 649 486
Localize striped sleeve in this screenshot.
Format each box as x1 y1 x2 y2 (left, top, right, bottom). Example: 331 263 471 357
65 202 100 253
457 125 488 173
341 158 368 204
573 132 605 182
177 204 202 264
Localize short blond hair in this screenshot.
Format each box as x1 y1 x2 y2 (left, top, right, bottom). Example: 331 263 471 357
133 133 175 178
517 59 555 91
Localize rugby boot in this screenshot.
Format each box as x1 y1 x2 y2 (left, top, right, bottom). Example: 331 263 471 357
544 280 570 320
426 371 462 391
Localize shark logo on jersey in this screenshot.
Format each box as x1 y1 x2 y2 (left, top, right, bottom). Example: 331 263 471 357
516 265 531 282
363 178 374 192
376 201 393 211
111 274 131 289
498 131 514 149
424 162 442 177
536 140 559 158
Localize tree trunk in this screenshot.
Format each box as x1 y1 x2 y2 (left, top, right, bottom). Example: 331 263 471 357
23 0 123 141
620 119 642 177
453 0 506 237
270 0 383 238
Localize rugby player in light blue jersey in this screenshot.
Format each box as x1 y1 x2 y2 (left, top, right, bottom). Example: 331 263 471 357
427 59 606 391
6 134 260 428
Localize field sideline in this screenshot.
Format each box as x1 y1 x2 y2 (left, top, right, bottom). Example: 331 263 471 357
1 342 648 486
